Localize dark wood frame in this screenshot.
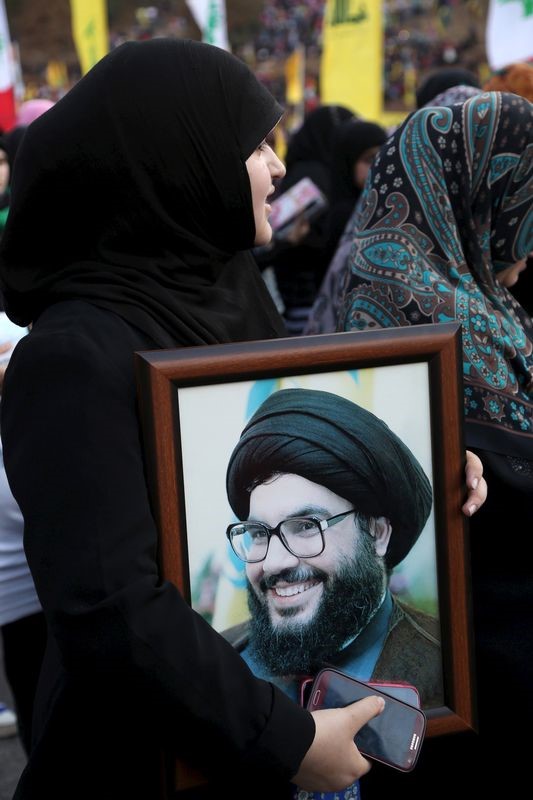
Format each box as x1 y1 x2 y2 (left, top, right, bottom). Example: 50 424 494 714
135 323 476 744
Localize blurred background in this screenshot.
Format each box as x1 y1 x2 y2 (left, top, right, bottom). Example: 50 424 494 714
0 0 498 138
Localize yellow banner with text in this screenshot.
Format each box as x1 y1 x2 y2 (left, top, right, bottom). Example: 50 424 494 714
70 0 109 75
320 0 383 123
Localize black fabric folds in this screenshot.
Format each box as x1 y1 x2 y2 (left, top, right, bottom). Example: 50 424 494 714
415 67 480 109
226 388 432 569
283 104 354 175
326 119 388 256
0 39 285 347
329 120 388 210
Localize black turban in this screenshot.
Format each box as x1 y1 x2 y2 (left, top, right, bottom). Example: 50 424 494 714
226 388 433 569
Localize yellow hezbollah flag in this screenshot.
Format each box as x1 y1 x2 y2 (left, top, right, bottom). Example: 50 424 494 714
320 0 382 120
285 44 305 106
70 0 109 75
273 123 287 164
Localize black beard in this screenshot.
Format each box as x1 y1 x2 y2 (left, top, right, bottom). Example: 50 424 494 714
246 531 385 677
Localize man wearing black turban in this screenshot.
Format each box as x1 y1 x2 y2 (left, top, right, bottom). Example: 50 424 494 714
223 388 443 709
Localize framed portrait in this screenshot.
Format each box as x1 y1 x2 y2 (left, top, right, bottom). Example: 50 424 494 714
135 323 476 752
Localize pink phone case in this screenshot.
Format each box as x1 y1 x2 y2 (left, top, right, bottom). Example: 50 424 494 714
269 177 327 234
306 668 427 772
299 676 421 709
368 680 421 708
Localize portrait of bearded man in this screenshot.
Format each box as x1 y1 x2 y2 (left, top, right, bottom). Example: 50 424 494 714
222 388 442 709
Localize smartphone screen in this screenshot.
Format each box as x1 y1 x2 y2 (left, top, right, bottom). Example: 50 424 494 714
307 668 427 772
368 681 420 708
269 177 328 235
300 677 420 709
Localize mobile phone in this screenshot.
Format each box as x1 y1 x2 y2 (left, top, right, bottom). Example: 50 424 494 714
268 177 328 238
300 676 421 709
368 681 421 709
306 667 427 772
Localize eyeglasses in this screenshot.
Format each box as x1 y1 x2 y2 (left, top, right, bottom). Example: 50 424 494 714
226 509 356 564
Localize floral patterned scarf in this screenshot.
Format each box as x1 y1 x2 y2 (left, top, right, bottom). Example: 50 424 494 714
339 92 533 457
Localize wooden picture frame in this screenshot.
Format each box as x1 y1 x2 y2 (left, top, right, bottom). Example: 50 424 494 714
135 323 476 781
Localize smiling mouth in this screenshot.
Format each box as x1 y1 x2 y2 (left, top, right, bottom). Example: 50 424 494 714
270 579 321 597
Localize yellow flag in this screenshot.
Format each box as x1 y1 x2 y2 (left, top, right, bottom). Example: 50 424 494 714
70 0 109 75
46 60 68 89
285 45 305 106
403 64 417 111
320 0 382 120
273 123 287 164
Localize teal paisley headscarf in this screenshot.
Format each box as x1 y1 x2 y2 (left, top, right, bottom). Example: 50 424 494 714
339 92 533 458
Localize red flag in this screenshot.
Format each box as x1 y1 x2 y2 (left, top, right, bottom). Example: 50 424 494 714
0 0 15 132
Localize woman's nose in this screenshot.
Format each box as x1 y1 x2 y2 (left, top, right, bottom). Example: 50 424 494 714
270 150 286 180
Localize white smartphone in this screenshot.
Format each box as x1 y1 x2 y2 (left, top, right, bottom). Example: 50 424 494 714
268 177 328 238
306 667 427 772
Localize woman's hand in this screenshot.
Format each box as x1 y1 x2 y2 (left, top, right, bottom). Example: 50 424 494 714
285 214 311 245
292 696 384 792
463 450 488 516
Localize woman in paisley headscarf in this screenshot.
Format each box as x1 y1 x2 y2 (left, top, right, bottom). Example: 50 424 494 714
338 91 533 798
304 84 484 338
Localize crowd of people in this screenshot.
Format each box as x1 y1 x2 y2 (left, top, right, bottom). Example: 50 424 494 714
383 0 487 107
13 0 493 117
0 9 531 800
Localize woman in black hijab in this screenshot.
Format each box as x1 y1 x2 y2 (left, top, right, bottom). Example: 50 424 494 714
257 104 354 335
415 66 480 109
0 40 285 345
325 118 388 261
0 39 382 800
302 119 388 335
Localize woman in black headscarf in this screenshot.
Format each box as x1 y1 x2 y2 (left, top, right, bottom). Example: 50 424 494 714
325 119 388 261
415 66 480 109
303 118 388 335
0 39 384 800
256 104 354 335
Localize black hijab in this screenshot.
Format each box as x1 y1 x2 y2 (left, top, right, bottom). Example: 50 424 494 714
415 67 480 109
283 104 354 181
0 39 286 347
327 119 387 255
226 388 432 569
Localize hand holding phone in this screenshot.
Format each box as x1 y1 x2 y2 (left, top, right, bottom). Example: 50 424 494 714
300 675 421 709
293 694 385 793
306 668 427 772
268 177 327 240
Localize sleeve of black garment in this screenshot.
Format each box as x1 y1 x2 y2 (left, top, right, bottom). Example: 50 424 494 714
0 324 315 784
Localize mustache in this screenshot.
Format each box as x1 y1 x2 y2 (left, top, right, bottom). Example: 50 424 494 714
260 566 327 592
